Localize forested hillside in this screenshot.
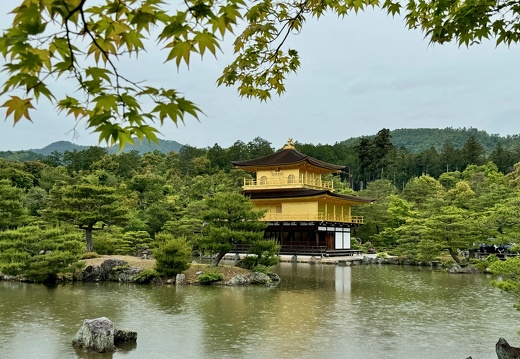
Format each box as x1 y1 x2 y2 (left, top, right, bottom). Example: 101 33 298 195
339 127 520 154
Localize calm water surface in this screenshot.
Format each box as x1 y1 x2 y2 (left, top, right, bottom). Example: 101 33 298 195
0 264 518 359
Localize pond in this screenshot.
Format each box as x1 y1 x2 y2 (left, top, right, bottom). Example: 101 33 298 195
0 263 518 359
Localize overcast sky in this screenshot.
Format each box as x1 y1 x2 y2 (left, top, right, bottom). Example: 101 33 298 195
1 9 519 151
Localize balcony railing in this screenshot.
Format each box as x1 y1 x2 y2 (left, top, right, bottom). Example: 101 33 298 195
243 177 333 190
261 212 364 224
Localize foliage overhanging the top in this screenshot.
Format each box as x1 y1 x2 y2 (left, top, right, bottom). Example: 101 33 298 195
1 0 517 148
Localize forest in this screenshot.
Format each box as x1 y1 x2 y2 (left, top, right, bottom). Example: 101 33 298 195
1 129 520 295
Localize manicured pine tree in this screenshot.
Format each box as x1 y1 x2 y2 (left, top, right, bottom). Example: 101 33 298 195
42 181 129 252
202 192 267 265
0 179 27 230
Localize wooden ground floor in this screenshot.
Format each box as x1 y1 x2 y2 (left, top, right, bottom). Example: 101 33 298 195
235 221 363 257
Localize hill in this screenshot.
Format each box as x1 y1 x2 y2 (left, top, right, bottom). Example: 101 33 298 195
108 138 184 155
29 141 90 156
1 139 185 160
339 127 520 154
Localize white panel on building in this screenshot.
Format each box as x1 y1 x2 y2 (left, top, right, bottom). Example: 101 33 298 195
344 230 351 249
335 232 343 249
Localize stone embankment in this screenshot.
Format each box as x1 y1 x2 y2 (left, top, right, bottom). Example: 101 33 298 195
223 253 483 273
78 258 280 286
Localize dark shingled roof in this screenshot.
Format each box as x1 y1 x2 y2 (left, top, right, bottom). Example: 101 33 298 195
232 146 345 172
243 188 374 203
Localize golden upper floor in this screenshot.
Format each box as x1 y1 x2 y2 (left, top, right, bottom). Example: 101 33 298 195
233 141 344 192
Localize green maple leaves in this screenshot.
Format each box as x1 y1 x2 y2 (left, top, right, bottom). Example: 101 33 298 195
2 0 516 148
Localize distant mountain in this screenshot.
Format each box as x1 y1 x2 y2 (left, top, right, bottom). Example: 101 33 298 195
19 138 185 157
108 138 184 155
339 127 520 154
30 141 90 156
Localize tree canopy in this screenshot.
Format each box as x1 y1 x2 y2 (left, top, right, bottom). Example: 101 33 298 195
2 0 516 147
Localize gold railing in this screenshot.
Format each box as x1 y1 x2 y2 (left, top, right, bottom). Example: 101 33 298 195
261 213 364 224
243 178 333 190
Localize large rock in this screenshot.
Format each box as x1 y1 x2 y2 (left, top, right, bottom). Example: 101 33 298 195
72 317 137 353
227 274 250 286
118 267 142 283
80 259 143 282
100 259 128 281
72 317 116 352
447 263 464 273
226 272 276 286
248 272 271 285
268 273 281 282
496 338 520 359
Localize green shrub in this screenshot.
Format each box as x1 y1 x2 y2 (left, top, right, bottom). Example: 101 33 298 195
239 255 258 269
81 252 99 259
197 267 223 284
242 239 280 269
153 234 192 277
92 227 124 255
0 225 83 283
134 269 159 284
474 254 500 271
252 264 271 274
376 252 388 258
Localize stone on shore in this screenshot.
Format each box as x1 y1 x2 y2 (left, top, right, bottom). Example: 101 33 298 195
225 271 276 286
72 317 137 352
80 259 143 282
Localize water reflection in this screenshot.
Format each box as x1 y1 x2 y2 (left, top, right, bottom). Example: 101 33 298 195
0 264 518 359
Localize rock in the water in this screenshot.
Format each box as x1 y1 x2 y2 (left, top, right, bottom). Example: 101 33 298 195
72 317 116 352
496 338 520 359
72 317 137 353
114 329 137 345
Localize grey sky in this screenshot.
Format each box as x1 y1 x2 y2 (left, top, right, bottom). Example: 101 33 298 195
1 9 519 151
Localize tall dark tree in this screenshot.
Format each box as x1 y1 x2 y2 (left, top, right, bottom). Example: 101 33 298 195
461 136 485 168
416 147 442 178
439 141 458 172
247 137 274 159
489 143 513 174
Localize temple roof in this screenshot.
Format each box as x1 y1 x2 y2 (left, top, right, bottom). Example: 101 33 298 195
231 143 345 172
243 188 374 204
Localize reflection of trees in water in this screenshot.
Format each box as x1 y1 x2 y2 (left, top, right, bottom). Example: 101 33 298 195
277 262 338 291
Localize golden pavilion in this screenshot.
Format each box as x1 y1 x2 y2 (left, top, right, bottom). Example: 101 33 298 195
232 140 373 256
